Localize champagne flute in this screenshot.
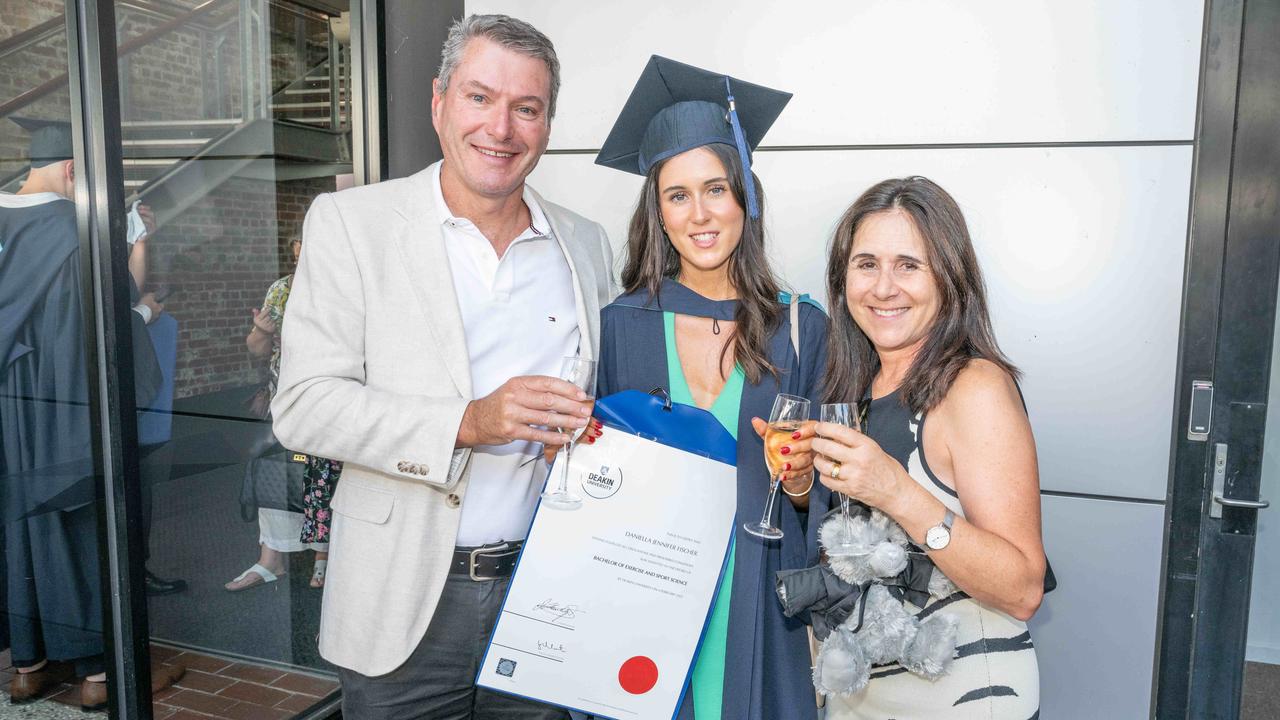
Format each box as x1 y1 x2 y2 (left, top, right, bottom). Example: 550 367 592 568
820 402 864 557
540 356 597 511
743 393 811 539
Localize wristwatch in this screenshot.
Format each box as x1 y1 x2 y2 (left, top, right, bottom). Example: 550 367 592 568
925 509 956 551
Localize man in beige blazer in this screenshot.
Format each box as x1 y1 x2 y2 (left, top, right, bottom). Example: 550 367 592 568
272 14 614 720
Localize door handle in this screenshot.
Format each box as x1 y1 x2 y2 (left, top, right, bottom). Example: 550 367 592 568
1213 495 1270 510
1209 442 1271 518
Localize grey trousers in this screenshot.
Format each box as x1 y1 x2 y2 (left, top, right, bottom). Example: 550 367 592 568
339 573 569 720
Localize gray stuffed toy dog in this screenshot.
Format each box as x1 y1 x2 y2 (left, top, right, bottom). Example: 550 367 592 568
811 508 961 698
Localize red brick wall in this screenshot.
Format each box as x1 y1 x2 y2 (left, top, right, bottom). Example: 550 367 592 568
1 1 240 174
118 2 223 122
149 175 336 399
0 0 73 180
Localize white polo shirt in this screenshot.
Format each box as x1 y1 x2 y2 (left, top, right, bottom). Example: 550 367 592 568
432 163 581 547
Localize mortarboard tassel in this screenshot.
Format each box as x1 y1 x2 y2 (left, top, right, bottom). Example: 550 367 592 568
724 77 760 220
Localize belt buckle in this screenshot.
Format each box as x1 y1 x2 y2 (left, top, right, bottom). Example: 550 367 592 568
468 542 510 581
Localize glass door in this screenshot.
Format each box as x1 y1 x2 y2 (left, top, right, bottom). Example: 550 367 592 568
108 0 359 717
5 0 375 716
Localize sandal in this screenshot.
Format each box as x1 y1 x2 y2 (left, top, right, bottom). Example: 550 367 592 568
310 559 328 589
224 563 284 592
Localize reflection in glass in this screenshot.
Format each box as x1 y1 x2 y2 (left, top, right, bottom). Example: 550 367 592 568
0 2 127 710
122 0 352 715
5 0 354 712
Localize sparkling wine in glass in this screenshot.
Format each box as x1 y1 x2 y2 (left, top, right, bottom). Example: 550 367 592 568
743 393 810 539
540 356 597 511
820 402 864 557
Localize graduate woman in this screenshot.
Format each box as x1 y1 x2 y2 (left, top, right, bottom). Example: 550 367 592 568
593 57 829 720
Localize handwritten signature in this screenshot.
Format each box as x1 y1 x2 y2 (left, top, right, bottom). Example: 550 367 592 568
533 598 584 623
537 640 567 654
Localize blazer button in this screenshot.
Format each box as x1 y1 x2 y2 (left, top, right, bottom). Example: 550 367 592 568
446 493 461 508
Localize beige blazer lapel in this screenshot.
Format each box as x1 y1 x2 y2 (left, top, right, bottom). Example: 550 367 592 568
533 188 601 364
389 168 473 397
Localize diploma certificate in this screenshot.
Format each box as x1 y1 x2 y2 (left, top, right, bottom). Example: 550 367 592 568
477 427 737 719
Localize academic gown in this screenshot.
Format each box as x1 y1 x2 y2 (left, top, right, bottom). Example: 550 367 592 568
597 279 830 720
0 193 161 668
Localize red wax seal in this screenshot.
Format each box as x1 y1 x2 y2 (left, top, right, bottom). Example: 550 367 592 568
618 655 659 695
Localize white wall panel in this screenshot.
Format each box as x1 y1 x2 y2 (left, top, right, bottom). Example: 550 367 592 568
1030 495 1165 719
529 144 1191 499
471 0 1203 147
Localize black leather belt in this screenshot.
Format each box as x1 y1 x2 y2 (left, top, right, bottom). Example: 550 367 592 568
450 541 523 580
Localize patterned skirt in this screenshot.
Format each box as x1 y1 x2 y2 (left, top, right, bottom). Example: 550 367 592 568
825 595 1039 720
300 456 342 544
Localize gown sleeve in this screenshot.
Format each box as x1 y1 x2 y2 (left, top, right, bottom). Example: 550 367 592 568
595 306 620 399
128 275 163 408
798 303 830 406
798 302 833 566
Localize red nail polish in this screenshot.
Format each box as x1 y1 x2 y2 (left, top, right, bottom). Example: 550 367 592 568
586 436 596 444
792 431 802 440
784 463 791 471
780 446 791 455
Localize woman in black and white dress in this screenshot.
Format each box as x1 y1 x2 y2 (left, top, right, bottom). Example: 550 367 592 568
812 177 1044 719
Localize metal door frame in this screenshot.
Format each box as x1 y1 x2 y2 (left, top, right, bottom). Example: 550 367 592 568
1155 0 1280 717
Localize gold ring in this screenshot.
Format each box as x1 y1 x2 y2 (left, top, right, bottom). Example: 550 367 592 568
830 462 842 479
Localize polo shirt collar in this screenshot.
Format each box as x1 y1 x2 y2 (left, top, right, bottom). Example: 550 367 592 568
430 161 551 238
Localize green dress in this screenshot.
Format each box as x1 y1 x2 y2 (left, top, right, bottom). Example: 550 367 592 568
663 312 745 719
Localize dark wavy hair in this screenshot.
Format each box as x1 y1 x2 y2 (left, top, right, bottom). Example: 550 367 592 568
620 143 782 385
824 176 1018 412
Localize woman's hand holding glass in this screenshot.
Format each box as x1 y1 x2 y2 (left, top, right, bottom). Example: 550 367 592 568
749 417 817 494
811 423 910 517
744 393 810 539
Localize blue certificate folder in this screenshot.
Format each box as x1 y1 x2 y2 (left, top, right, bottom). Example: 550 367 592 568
476 390 738 720
593 389 737 465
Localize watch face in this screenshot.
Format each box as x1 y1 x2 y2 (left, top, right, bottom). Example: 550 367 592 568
926 525 950 550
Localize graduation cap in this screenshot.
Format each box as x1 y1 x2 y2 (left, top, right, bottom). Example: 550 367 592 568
11 116 73 168
595 56 791 219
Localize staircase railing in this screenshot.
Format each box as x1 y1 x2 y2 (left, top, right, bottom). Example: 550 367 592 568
269 52 347 131
0 16 63 60
1 0 347 127
0 0 236 122
2 0 351 199
0 0 224 62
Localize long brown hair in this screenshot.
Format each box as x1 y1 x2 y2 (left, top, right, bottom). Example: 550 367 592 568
620 143 782 384
825 176 1018 412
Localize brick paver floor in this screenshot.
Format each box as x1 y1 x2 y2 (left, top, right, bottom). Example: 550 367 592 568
0 645 338 719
